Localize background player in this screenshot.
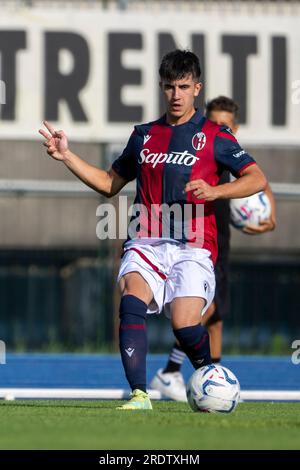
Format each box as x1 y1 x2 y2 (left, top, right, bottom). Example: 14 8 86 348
150 96 276 401
39 51 267 410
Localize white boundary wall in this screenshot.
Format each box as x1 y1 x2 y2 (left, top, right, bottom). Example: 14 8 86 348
1 387 300 402
0 6 299 145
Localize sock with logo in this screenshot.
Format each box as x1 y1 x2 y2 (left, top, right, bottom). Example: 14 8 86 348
173 324 211 370
163 341 186 373
119 295 148 392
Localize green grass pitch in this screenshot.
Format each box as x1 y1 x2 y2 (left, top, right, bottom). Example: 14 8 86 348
0 400 299 450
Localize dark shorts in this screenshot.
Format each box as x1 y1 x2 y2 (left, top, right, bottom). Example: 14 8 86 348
206 253 230 325
207 172 231 326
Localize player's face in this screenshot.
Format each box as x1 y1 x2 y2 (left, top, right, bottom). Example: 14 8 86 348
160 74 202 125
208 110 239 135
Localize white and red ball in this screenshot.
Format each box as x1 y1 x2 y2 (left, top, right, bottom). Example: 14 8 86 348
230 191 271 230
186 364 240 413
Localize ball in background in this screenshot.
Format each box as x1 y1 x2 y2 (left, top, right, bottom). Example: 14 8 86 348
230 191 271 230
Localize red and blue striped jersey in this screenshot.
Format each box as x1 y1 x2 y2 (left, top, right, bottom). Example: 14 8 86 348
112 109 255 263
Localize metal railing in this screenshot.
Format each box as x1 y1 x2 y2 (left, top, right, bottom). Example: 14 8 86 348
1 0 300 10
0 178 299 199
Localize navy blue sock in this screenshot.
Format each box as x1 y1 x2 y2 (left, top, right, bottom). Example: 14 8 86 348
173 324 211 369
119 295 148 392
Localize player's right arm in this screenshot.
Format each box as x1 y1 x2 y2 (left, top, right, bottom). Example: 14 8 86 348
39 121 128 198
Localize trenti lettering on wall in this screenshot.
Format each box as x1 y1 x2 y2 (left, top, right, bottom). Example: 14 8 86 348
0 9 299 144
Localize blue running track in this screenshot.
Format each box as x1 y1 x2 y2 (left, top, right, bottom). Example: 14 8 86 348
0 354 299 391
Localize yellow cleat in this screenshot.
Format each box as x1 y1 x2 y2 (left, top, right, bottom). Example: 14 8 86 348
116 389 153 410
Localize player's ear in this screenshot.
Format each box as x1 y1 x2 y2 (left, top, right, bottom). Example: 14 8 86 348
194 82 202 97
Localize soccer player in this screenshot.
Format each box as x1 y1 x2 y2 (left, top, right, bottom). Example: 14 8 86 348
39 50 267 410
150 96 276 402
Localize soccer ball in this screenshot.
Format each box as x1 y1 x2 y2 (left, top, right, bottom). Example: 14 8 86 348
186 364 240 413
230 191 271 230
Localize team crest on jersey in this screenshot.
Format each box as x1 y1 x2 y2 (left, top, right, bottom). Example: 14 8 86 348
192 132 206 151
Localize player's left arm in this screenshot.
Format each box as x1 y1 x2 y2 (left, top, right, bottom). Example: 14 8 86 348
185 163 266 201
243 182 276 234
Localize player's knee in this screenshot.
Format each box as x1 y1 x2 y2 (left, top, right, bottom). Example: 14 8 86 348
119 272 152 304
171 316 200 330
171 298 205 329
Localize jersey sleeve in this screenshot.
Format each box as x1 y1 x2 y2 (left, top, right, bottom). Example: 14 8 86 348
214 127 256 178
112 129 137 181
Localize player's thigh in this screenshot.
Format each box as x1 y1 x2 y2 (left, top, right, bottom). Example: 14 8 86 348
170 297 206 330
119 271 153 305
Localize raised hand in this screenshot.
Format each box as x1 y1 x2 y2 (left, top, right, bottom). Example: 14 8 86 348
39 121 69 161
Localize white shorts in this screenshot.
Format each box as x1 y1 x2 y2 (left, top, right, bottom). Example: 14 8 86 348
117 240 215 318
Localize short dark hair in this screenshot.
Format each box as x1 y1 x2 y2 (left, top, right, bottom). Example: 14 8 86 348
206 96 239 121
159 49 201 82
